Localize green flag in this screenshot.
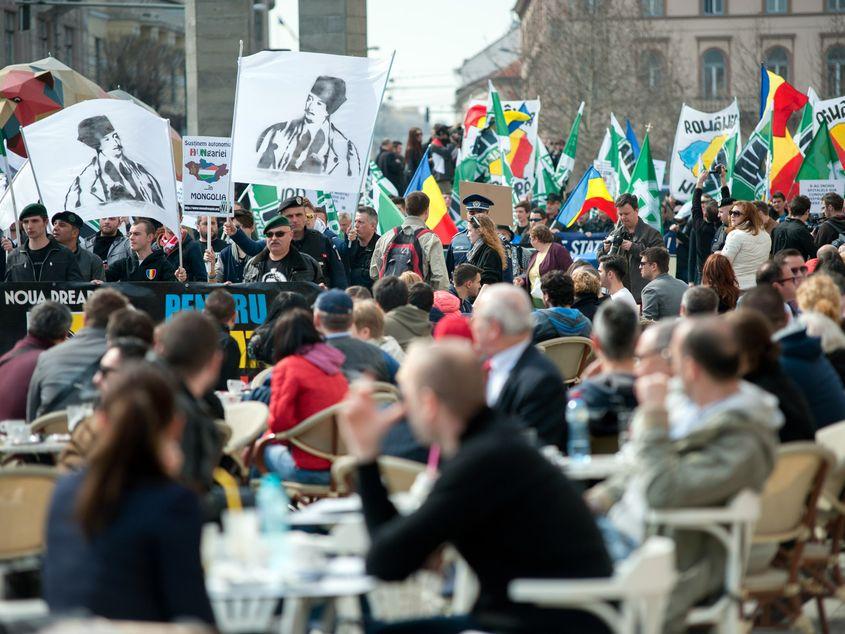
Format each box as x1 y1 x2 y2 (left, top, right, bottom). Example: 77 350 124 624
449 153 478 224
609 124 630 193
532 139 559 209
372 172 404 234
316 190 341 233
795 87 819 156
553 101 584 191
625 131 661 233
731 112 770 202
247 184 282 233
488 80 519 203
368 160 398 197
796 120 843 181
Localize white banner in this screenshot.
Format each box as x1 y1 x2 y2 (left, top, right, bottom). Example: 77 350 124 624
22 99 180 235
182 136 232 216
0 160 38 231
813 95 845 165
231 50 391 193
669 100 741 201
800 179 845 215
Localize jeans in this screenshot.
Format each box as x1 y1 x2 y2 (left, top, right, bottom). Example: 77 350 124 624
263 445 331 485
596 515 638 563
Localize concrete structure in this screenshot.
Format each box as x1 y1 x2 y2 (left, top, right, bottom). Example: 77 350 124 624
298 0 366 57
454 26 523 116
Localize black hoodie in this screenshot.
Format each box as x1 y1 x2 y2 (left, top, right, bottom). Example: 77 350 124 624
815 215 845 249
106 249 176 282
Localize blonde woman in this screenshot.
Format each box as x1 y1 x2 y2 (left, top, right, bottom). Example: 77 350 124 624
467 214 507 285
797 273 842 323
718 201 772 290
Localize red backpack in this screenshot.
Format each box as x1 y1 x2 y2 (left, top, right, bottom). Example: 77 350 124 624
378 226 431 279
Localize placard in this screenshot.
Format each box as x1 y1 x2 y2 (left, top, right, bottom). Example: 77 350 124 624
458 181 513 227
800 179 845 215
182 136 232 216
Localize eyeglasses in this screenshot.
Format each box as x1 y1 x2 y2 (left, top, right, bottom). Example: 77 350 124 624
638 261 653 268
266 230 288 238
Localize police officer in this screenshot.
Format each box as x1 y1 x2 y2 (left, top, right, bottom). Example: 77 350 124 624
446 193 494 275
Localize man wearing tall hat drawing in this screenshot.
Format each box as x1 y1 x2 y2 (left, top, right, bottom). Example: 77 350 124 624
256 76 361 177
65 115 164 210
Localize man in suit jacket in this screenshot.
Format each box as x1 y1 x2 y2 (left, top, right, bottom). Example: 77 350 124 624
639 246 688 321
472 284 567 447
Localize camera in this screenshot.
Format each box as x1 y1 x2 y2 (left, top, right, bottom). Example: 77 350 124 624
608 227 633 255
709 163 724 175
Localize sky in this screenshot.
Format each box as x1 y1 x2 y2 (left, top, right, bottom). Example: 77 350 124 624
269 0 517 121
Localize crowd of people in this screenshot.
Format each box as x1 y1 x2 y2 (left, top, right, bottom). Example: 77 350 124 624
6 121 845 632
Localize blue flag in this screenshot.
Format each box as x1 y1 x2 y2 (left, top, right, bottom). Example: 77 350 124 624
625 119 641 161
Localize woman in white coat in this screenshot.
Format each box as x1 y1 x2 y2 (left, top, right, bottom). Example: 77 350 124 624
719 201 772 290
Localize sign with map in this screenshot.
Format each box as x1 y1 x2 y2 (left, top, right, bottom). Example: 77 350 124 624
182 136 232 216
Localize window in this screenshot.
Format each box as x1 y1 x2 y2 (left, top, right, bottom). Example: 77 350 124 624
640 50 665 90
830 0 845 12
827 45 845 96
765 46 789 80
703 0 724 15
4 11 14 65
766 0 787 12
642 0 663 16
64 26 73 66
701 48 727 98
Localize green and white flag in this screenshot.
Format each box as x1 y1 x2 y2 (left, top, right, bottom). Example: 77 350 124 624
372 172 404 234
597 113 634 193
533 139 559 209
449 152 478 225
488 80 519 203
795 87 820 156
796 120 844 181
731 112 771 202
317 190 341 233
553 101 584 191
368 160 398 197
626 131 662 233
247 184 282 233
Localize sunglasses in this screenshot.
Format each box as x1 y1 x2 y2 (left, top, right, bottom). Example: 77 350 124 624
638 261 653 268
729 210 743 217
266 230 288 238
305 213 314 220
529 217 544 223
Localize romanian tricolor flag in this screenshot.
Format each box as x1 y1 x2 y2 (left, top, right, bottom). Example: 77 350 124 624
404 147 458 245
760 66 809 137
554 167 617 229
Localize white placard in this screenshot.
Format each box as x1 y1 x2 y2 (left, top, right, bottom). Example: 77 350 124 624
231 50 391 193
181 136 232 216
800 179 845 215
654 159 666 191
593 159 618 197
22 99 180 235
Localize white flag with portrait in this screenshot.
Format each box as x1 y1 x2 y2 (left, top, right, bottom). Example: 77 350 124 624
231 50 392 193
21 98 180 235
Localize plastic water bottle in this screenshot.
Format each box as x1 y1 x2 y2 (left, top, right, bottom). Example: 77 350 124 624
256 473 289 569
566 399 591 462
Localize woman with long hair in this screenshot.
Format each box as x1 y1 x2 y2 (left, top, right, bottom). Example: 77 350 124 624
719 200 772 289
263 308 349 485
44 363 214 624
701 253 741 313
467 214 507 286
404 127 424 179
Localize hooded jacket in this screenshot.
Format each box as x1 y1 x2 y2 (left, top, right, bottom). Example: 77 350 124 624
532 306 592 343
815 215 845 249
384 304 433 351
771 217 815 260
5 236 83 282
105 249 176 282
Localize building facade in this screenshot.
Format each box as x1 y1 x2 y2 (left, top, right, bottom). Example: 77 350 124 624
454 26 523 116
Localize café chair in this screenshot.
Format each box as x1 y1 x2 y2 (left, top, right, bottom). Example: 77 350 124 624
250 367 272 390
331 455 427 496
223 401 269 454
535 336 593 385
29 410 69 436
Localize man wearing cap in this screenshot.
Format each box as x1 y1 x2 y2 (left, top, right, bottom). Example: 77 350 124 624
256 76 361 177
4 203 83 282
51 212 104 282
446 193 494 276
242 215 322 284
227 195 348 288
313 289 397 384
65 115 164 210
545 193 563 227
106 219 186 282
83 216 131 270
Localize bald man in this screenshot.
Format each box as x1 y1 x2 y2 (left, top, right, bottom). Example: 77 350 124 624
339 340 611 632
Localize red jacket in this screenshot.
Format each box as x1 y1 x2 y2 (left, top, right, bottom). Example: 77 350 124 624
0 335 53 421
268 345 348 470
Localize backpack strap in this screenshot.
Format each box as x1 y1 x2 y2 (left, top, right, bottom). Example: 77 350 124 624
378 227 402 278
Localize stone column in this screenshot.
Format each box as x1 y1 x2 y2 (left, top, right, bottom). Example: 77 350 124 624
298 0 367 57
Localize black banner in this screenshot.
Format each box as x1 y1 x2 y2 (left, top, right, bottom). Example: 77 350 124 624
0 282 322 374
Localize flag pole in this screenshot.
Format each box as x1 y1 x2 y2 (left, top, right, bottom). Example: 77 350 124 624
164 117 184 278
227 39 245 220
356 50 395 207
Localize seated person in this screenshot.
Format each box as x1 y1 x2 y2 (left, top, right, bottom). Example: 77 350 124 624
263 309 349 485
532 270 592 343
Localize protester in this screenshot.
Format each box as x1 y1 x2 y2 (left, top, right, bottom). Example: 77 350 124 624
241 215 322 284
639 246 688 321
376 137 404 193
44 364 215 625
106 220 186 282
196 215 227 253
634 318 678 377
337 211 352 238
5 203 83 282
313 289 396 383
263 308 348 484
106 307 155 346
155 312 224 493
796 273 845 381
467 214 507 285
718 201 772 290
687 168 726 283
710 195 736 253
428 123 455 190
598 254 638 309
247 291 310 365
513 200 531 244
588 317 777 629
571 267 607 321
390 195 406 212
800 310 845 385
472 284 566 447
498 223 530 281
701 253 740 313
377 278 432 352
345 205 380 289
446 193 494 274
212 206 255 283
338 341 612 633
568 301 639 451
516 224 573 308
351 299 405 362
532 271 592 343
84 216 131 269
727 309 815 441
679 285 719 316
528 207 546 227
742 284 845 429
346 285 373 301
449 262 481 313
771 191 787 221
815 192 845 249
771 195 814 260
753 200 778 235
203 289 242 391
27 289 128 421
775 247 809 287
157 211 206 282
545 193 562 226
370 191 449 290
0 301 71 421
816 245 845 278
601 193 663 303
756 259 799 319
51 212 105 281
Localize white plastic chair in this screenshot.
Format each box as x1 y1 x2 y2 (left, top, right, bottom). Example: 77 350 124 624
509 536 677 634
250 367 272 390
647 489 760 634
223 401 269 454
816 420 845 462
